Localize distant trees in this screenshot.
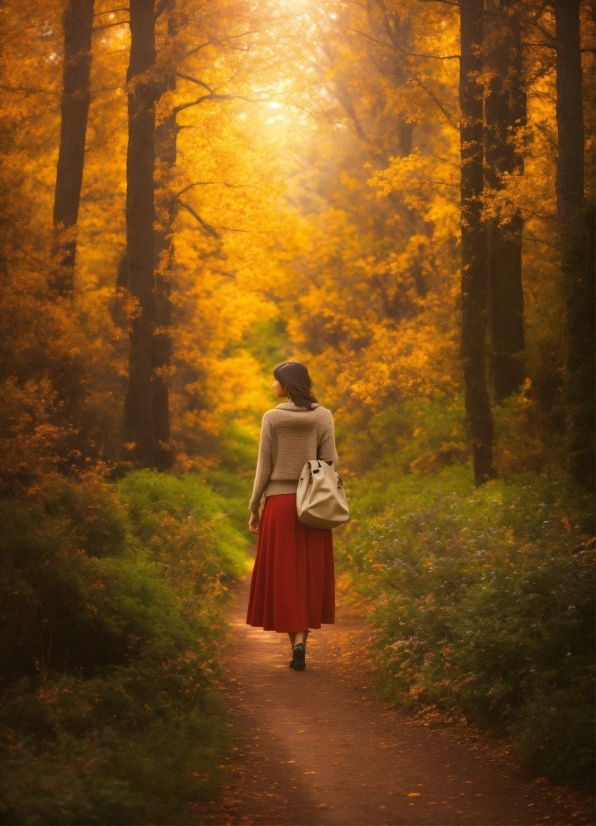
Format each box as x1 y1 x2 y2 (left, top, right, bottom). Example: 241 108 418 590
459 0 594 487
279 0 594 488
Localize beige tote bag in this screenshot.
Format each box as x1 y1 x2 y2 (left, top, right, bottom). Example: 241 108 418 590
296 459 350 530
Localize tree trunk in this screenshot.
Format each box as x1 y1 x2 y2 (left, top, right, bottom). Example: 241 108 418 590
51 0 95 298
152 22 177 471
124 0 158 467
152 1 185 471
485 0 525 400
554 0 595 489
152 115 175 469
459 0 494 485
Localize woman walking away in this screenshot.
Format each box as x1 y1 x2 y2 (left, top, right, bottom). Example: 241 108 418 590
247 361 338 671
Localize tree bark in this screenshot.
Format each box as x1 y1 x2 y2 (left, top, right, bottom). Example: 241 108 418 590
152 7 178 471
124 0 158 467
485 0 525 400
152 111 175 469
554 0 595 489
51 0 95 298
459 0 494 485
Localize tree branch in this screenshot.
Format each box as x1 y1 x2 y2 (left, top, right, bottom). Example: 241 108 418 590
175 73 215 93
181 28 268 62
209 268 237 279
94 7 129 15
181 41 214 60
411 71 458 128
174 93 268 113
346 23 460 59
0 84 60 98
178 201 221 238
93 20 129 30
155 0 171 20
173 181 246 200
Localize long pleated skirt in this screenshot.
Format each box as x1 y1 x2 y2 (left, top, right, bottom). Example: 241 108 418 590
246 493 335 632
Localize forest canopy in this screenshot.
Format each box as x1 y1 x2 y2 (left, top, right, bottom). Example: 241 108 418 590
0 0 593 487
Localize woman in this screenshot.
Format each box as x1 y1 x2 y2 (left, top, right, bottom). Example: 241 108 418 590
246 361 338 672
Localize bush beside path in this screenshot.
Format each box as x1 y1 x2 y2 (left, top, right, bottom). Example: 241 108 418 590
0 470 250 825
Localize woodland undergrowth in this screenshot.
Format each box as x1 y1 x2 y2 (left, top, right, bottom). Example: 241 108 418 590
0 470 250 825
334 398 595 785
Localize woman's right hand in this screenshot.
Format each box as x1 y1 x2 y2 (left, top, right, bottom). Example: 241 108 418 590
248 511 260 534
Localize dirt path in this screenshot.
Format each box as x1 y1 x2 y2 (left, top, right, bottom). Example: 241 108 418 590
199 575 594 826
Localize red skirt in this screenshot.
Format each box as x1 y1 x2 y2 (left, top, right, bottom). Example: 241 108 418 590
246 493 335 632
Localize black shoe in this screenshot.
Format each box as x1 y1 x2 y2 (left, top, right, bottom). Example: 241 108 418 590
293 643 306 671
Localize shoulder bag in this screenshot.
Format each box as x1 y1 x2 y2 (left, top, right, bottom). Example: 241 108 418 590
296 459 350 530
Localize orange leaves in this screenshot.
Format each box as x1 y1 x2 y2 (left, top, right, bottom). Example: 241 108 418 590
368 150 458 215
0 377 74 493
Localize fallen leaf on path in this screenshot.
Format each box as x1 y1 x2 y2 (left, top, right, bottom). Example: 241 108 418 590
316 803 327 809
408 792 421 798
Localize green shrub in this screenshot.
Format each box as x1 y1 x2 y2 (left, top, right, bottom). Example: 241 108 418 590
205 421 259 534
0 731 139 826
339 466 595 783
116 470 250 586
0 469 248 823
0 667 229 824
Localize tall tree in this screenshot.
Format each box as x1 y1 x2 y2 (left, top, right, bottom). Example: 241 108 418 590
124 0 159 467
51 0 95 298
460 0 494 484
484 0 525 399
554 0 595 489
152 1 180 471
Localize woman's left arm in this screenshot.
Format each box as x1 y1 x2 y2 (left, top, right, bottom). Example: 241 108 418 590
318 410 339 467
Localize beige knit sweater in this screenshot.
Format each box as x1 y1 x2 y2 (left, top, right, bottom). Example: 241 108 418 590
249 402 339 512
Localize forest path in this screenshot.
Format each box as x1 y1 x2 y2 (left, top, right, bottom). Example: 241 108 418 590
199 574 593 826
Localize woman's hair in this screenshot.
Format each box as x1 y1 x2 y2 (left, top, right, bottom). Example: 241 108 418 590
273 361 318 410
